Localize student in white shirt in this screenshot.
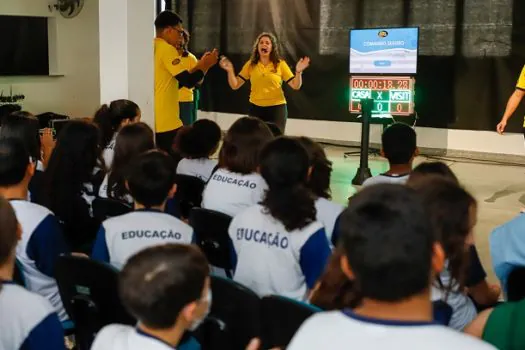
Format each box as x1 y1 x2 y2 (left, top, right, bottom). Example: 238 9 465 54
175 119 221 182
362 122 418 188
99 122 155 205
229 137 331 300
202 116 273 217
296 136 344 244
0 139 70 321
91 244 212 350
93 99 141 170
92 150 194 269
0 195 65 350
288 184 495 350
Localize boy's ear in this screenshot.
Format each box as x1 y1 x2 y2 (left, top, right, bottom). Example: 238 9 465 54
307 166 313 180
340 255 355 280
167 184 178 199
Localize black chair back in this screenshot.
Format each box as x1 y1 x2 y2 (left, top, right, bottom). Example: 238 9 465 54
195 276 260 350
507 267 525 301
432 300 453 325
55 255 135 350
189 208 233 276
92 197 132 221
260 295 320 349
174 174 205 218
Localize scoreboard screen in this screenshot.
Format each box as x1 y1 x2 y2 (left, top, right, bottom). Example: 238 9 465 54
349 76 415 116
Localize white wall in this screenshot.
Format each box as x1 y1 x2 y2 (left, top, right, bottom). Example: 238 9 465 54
0 0 100 118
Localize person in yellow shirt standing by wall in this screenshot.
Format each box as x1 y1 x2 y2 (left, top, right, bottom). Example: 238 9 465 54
177 30 199 126
219 32 310 133
154 11 218 153
497 65 525 136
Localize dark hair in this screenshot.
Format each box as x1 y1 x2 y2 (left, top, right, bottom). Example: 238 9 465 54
250 32 282 70
408 177 476 293
40 120 101 214
0 138 31 187
120 244 209 329
219 117 273 174
260 137 316 231
0 114 41 161
339 184 434 302
155 10 183 30
127 150 176 208
0 104 22 125
408 162 458 184
296 136 332 199
381 122 417 165
174 119 221 159
0 196 18 274
107 123 155 201
93 99 140 152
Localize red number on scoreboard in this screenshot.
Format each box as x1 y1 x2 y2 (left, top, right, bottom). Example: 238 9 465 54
387 80 393 89
396 103 403 113
357 103 362 111
397 80 409 89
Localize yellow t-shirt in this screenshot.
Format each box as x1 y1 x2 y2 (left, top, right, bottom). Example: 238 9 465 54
238 60 295 107
178 53 199 103
517 65 525 126
154 38 187 133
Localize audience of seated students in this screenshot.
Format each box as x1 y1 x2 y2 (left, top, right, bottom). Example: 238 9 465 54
362 122 418 187
202 116 273 217
296 136 344 244
93 99 141 169
99 123 155 205
228 137 331 300
91 244 211 350
288 184 494 350
92 150 194 269
0 195 65 350
0 104 22 124
38 120 103 251
174 119 221 182
0 139 70 321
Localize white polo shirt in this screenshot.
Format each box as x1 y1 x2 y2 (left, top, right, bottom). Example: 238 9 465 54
98 173 134 205
176 158 218 182
361 173 410 188
229 204 331 301
202 168 267 217
0 282 65 350
102 134 117 169
92 325 174 350
314 197 344 243
288 310 496 350
11 199 70 321
91 209 194 269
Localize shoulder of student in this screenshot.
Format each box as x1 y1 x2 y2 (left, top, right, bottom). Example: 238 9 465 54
0 283 56 327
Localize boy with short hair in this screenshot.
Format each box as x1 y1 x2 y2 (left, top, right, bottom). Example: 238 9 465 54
288 184 495 350
0 195 65 350
91 244 211 350
91 150 194 269
362 122 418 187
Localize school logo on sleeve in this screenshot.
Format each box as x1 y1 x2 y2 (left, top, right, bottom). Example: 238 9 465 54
172 58 181 65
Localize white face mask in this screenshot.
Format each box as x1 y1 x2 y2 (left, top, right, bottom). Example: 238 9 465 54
189 289 212 331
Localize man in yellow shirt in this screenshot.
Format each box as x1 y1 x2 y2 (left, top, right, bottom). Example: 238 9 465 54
497 65 525 136
178 30 199 126
154 11 218 153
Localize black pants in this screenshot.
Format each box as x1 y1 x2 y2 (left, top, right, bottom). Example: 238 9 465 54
156 128 179 154
249 103 288 133
180 102 195 126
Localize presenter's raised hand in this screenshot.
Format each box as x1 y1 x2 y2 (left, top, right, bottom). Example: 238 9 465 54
296 56 310 73
496 120 507 134
219 56 234 72
197 49 219 72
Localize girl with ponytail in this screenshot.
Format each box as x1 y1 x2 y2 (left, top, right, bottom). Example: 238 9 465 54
228 137 331 301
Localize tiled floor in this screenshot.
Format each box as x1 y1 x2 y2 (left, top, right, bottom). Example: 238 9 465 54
326 145 525 283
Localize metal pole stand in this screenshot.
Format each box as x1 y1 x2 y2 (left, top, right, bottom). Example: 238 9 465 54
351 98 373 185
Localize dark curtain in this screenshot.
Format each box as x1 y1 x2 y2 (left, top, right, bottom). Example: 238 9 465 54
173 0 525 132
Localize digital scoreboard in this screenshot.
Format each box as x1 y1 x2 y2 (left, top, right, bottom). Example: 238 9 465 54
349 76 415 116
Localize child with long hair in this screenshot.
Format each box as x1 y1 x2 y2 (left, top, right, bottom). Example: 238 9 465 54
228 137 331 300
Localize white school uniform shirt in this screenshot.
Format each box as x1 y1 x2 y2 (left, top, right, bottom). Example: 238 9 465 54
361 173 410 188
287 310 496 350
0 282 65 350
98 173 134 205
92 325 174 350
91 209 194 269
11 199 70 321
102 134 117 169
315 197 344 244
229 204 331 301
176 158 218 182
202 168 267 217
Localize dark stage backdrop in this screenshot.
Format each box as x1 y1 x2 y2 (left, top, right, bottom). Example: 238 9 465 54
167 0 525 132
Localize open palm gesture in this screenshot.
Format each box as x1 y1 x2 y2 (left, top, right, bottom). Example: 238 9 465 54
219 56 234 72
296 57 310 73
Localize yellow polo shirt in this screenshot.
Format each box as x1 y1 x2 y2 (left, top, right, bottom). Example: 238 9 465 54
154 38 186 133
238 60 294 107
179 53 198 103
517 65 525 126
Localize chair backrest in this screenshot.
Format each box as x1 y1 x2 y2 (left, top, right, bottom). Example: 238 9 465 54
195 276 260 350
260 295 320 349
55 255 135 350
174 174 205 218
432 300 453 326
92 197 132 221
507 267 525 302
189 208 233 273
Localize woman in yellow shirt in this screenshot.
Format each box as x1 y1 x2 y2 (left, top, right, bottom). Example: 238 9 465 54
219 32 310 132
178 30 199 126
